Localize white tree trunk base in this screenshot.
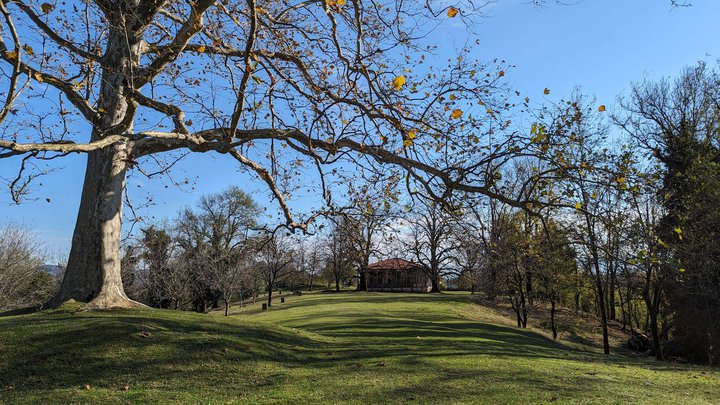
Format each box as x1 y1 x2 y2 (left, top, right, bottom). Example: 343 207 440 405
86 292 149 309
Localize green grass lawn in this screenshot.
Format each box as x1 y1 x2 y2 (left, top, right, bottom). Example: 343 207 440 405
1 292 718 404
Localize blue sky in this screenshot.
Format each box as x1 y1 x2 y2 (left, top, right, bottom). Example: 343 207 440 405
2 0 719 255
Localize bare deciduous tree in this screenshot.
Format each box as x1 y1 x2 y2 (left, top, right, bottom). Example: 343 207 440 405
0 222 55 311
0 0 538 308
255 233 294 307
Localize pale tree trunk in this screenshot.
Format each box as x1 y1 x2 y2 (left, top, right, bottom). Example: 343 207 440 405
50 27 145 309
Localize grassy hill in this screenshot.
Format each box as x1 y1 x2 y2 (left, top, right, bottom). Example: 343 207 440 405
0 292 718 404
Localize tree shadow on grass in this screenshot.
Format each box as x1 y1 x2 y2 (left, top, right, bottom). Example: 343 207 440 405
0 310 328 396
0 295 714 402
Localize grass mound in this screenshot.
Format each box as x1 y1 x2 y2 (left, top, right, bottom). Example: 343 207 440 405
1 292 717 404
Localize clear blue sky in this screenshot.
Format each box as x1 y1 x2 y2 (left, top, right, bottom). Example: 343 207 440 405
2 0 719 255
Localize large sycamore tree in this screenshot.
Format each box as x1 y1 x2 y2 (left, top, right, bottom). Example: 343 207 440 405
0 0 536 308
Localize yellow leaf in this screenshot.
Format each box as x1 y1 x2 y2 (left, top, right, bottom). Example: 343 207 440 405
33 72 43 82
449 94 456 100
98 107 105 113
40 3 53 13
22 44 34 56
498 70 505 77
574 202 582 210
447 7 458 18
5 50 18 60
598 105 606 112
403 139 413 147
380 135 388 143
196 45 206 53
392 75 406 91
543 88 550 95
679 268 686 273
450 109 462 119
407 129 417 140
658 238 669 248
616 176 625 185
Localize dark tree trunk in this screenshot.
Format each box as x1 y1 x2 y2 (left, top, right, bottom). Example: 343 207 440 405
550 300 558 340
618 287 627 330
608 267 617 321
649 310 663 361
520 288 527 328
430 277 440 293
335 278 340 292
267 288 273 307
596 277 610 355
525 271 533 306
585 213 610 355
644 276 664 361
356 270 367 291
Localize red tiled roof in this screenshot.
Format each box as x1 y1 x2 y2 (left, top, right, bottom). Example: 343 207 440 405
367 258 424 271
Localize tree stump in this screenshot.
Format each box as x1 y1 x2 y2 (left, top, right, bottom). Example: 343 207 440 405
281 297 285 303
262 303 267 311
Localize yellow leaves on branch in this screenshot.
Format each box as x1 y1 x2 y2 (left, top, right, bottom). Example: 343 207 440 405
447 7 459 18
530 122 547 143
407 129 417 140
598 105 606 112
327 0 346 9
450 109 463 119
196 45 207 53
392 75 406 91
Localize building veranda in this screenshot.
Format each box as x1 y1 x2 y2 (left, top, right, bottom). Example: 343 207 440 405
366 259 432 292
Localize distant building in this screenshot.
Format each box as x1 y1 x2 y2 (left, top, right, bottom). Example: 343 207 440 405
366 258 432 292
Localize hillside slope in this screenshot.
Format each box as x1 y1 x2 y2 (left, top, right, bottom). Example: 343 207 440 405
1 293 718 404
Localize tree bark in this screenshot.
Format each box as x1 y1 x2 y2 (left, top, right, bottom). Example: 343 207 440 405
550 300 558 340
596 276 611 355
356 270 367 291
49 26 144 309
430 277 440 293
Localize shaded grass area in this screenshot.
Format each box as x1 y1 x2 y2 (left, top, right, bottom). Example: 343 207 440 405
1 293 718 404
